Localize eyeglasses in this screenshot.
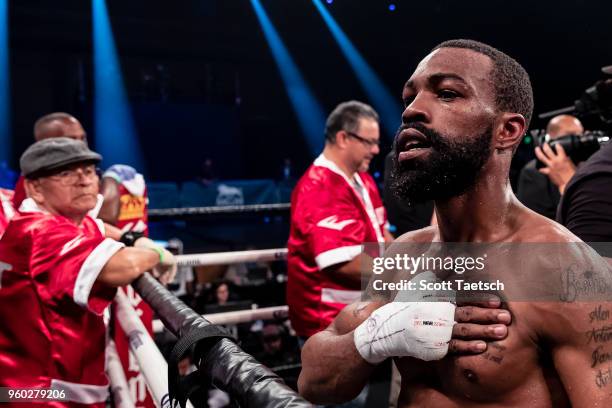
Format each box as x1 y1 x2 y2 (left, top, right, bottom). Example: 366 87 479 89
345 131 380 147
47 165 99 186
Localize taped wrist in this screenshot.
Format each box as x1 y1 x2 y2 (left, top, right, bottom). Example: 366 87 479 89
119 230 145 247
354 300 455 364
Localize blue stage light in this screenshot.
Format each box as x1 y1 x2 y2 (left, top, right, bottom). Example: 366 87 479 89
312 0 402 139
250 0 326 155
389 4 396 11
92 0 144 171
0 0 10 164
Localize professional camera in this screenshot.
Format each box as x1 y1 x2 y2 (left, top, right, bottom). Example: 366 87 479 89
574 79 612 124
539 67 612 124
534 130 610 168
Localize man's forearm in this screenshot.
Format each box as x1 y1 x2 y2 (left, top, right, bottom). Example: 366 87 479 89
98 247 160 286
299 328 374 404
298 301 382 404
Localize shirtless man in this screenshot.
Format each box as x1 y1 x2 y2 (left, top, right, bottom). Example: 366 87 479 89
299 39 612 407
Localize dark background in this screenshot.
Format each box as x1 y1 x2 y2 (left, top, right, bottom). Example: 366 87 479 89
6 0 612 181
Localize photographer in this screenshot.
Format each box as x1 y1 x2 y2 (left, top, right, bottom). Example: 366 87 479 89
516 114 583 218
555 140 612 242
535 73 612 241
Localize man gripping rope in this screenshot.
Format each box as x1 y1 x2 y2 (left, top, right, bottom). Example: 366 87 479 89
0 138 176 407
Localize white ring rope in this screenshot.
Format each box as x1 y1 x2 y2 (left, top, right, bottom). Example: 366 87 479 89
153 305 289 334
115 290 194 408
176 248 287 267
105 340 135 408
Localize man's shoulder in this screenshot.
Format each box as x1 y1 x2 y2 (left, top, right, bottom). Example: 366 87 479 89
12 212 78 239
394 226 437 243
521 159 538 172
564 142 612 196
1 212 51 245
303 164 342 183
295 165 347 196
515 209 581 243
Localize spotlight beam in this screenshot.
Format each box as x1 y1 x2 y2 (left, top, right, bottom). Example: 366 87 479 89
251 0 326 155
0 0 10 163
312 0 402 138
92 0 144 170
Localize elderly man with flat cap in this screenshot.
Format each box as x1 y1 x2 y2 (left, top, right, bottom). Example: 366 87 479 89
0 137 176 407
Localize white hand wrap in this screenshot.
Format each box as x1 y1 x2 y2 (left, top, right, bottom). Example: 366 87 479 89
354 272 456 364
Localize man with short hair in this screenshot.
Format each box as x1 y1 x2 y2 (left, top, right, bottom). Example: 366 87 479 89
0 138 176 407
299 39 612 407
517 114 584 218
287 100 392 341
12 112 88 209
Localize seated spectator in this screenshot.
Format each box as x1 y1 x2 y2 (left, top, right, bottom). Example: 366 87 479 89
254 322 299 369
214 281 230 305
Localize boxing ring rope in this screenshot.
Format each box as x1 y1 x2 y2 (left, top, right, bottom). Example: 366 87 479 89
148 203 290 220
176 247 287 267
132 273 310 407
105 340 136 408
114 290 195 408
152 305 289 333
152 247 289 332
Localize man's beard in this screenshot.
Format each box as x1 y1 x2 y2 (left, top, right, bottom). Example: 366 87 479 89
390 123 492 205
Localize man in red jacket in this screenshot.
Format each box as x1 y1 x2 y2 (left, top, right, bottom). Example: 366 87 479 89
287 100 393 341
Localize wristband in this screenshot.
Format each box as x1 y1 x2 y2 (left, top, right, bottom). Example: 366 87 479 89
150 246 165 263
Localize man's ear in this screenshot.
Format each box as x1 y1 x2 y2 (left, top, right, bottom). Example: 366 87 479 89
24 179 45 203
335 130 350 149
494 113 526 151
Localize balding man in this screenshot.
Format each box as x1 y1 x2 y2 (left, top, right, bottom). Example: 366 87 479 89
516 114 584 219
12 113 88 209
33 112 88 142
545 114 584 139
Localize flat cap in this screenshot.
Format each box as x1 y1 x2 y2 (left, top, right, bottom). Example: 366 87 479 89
20 137 102 178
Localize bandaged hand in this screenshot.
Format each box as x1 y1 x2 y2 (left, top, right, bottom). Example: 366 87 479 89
354 272 456 364
134 237 178 285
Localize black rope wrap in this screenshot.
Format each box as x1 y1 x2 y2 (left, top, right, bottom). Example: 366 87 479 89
148 203 290 220
132 273 311 408
119 230 145 246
